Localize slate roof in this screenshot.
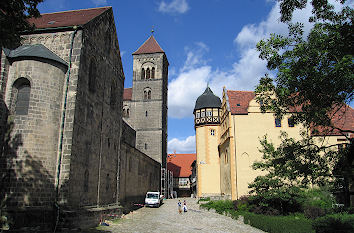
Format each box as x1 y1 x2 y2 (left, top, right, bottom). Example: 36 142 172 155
123 88 132 101
194 87 221 112
226 90 255 115
27 7 111 29
132 35 164 55
3 44 67 66
167 153 196 178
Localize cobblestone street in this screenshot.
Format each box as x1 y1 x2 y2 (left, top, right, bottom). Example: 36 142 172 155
105 198 264 233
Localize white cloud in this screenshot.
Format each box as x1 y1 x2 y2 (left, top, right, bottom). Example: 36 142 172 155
158 0 189 14
167 2 328 119
168 136 195 153
91 0 107 6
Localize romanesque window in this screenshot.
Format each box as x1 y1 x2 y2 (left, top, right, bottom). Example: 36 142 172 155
141 68 145 80
146 68 150 79
144 88 151 100
88 59 96 92
145 111 148 117
123 106 130 118
84 169 89 192
12 77 31 115
145 143 147 150
151 67 155 79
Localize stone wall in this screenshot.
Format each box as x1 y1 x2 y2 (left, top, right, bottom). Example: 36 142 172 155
66 8 124 208
119 141 160 205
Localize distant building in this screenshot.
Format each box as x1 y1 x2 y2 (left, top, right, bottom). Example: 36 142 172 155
194 86 354 200
167 153 196 197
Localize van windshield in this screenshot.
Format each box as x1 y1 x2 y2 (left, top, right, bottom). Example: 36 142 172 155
147 193 159 199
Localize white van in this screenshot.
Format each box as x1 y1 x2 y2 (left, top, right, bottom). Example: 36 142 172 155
145 191 163 207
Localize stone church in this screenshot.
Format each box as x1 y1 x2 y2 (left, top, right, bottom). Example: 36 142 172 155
0 6 165 230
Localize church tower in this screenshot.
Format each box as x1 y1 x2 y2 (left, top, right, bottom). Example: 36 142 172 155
130 35 168 167
194 86 221 197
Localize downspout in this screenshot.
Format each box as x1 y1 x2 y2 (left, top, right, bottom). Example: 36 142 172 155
54 26 79 232
232 115 239 199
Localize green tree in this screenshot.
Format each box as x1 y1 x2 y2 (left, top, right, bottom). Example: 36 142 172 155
0 0 43 49
255 0 353 135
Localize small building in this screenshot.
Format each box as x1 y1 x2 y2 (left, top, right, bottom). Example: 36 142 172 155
167 153 196 197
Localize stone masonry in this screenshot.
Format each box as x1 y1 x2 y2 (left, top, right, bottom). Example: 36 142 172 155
0 7 162 230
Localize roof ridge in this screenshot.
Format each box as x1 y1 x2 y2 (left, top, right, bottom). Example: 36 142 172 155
39 6 111 15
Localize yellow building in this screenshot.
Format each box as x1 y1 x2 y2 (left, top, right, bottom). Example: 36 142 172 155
194 87 353 200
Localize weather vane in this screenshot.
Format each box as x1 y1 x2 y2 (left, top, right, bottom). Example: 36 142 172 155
151 26 155 34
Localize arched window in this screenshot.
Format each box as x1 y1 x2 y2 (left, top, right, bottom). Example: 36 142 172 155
145 111 148 117
88 59 96 92
12 77 31 115
123 106 130 118
141 68 145 80
146 68 150 79
144 88 152 100
151 67 155 79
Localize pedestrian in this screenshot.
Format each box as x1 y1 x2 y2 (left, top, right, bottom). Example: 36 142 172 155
177 200 182 214
183 200 188 212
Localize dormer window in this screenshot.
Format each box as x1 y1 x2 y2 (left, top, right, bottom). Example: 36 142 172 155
206 111 212 117
201 111 205 117
196 112 200 118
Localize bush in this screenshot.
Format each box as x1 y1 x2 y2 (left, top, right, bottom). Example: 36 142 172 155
233 195 250 211
197 197 210 203
200 200 233 214
301 188 335 211
304 206 326 219
243 212 314 233
312 214 354 233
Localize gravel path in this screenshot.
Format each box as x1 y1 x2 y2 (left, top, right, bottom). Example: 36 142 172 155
106 198 264 233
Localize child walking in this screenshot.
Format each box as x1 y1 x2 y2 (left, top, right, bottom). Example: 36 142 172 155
183 200 188 212
177 200 182 214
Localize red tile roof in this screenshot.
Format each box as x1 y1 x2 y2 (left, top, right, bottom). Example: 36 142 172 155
28 7 111 29
313 105 354 136
167 153 196 178
132 35 164 55
226 90 255 114
123 88 132 101
226 89 354 137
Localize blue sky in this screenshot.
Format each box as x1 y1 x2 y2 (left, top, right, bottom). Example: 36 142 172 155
37 0 349 154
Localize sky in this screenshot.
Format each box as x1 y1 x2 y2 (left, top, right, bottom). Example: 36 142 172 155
37 0 351 154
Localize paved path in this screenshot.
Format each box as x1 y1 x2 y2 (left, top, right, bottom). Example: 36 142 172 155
105 198 264 233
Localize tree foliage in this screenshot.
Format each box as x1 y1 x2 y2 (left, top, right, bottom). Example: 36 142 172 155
0 0 43 48
255 0 353 135
251 132 339 189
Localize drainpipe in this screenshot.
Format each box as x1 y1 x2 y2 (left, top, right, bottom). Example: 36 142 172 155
232 115 239 199
54 26 79 232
